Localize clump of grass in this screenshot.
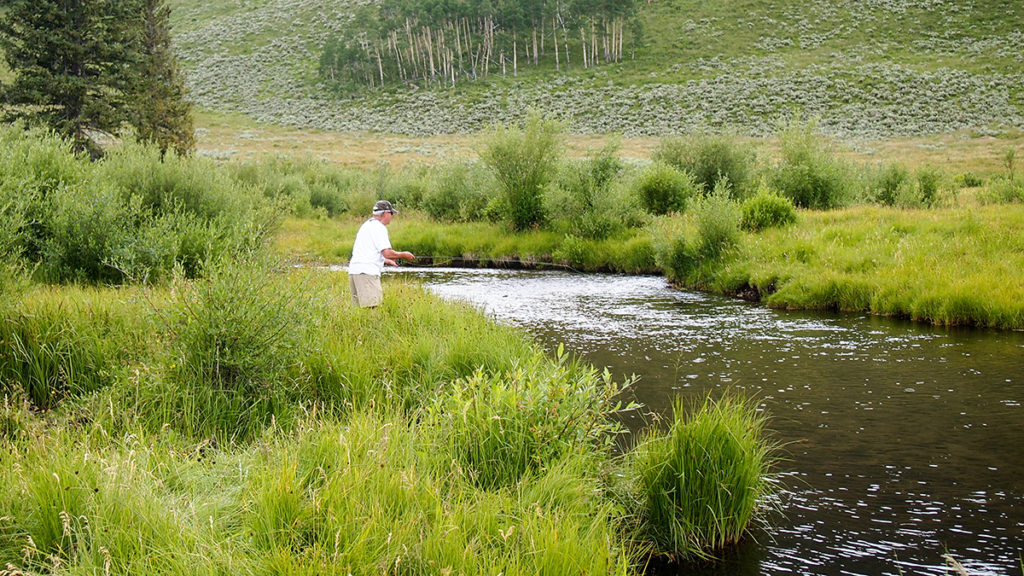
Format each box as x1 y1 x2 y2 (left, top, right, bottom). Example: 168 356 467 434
240 410 639 576
0 286 153 410
132 257 319 439
426 349 636 489
628 394 777 561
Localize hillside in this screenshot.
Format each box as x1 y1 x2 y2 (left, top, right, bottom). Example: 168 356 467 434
169 0 1023 138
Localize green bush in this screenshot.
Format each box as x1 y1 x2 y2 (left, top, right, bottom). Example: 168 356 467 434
634 161 699 215
771 120 850 209
653 134 754 198
741 185 797 231
480 113 563 231
981 177 1024 204
872 162 910 206
550 144 639 239
231 156 365 217
629 395 776 560
423 160 497 222
915 164 942 206
36 182 133 283
692 181 742 259
953 171 984 188
154 258 317 438
0 128 280 284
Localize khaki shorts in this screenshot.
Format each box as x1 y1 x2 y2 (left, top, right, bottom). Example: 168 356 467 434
349 273 383 308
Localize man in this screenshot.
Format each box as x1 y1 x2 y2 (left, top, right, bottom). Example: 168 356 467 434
348 200 415 308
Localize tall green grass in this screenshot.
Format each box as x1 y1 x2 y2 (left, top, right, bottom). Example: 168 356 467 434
628 394 777 560
426 350 637 489
0 285 154 410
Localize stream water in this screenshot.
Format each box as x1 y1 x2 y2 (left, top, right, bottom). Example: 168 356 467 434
393 267 1023 576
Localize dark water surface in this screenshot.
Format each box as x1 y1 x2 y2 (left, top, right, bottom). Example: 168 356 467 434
394 267 1024 576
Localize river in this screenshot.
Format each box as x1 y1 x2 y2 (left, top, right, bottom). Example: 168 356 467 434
394 267 1024 576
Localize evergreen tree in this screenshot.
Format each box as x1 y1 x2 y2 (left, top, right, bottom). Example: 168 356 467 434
0 0 141 157
130 0 195 156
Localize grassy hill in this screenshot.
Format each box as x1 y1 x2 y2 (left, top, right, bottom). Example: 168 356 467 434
167 0 1024 139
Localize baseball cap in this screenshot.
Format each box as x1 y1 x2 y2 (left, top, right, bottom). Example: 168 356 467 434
373 200 397 214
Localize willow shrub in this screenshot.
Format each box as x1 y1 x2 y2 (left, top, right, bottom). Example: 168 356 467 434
771 120 851 210
741 184 797 231
422 160 499 222
634 161 700 216
144 257 318 439
1 128 280 283
480 112 563 231
629 394 777 560
549 145 643 240
653 133 755 198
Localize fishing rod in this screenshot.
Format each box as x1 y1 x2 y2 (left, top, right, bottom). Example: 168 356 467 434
392 254 583 273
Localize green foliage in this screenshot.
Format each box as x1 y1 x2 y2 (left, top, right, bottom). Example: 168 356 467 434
634 161 699 215
771 120 851 209
953 171 984 188
129 0 195 156
0 286 152 410
692 181 742 260
426 352 635 489
0 0 138 156
629 394 776 560
872 162 910 206
0 128 277 283
741 185 797 231
317 0 643 91
480 113 563 231
653 134 755 198
981 177 1024 204
915 164 942 206
549 141 642 239
423 160 498 222
156 257 315 439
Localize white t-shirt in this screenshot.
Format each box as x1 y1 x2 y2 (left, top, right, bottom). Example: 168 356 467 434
348 218 392 276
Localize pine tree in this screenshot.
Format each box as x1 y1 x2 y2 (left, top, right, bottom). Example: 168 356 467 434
130 0 195 156
0 0 141 157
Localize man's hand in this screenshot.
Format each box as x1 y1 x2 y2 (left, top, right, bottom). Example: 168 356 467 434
384 258 398 266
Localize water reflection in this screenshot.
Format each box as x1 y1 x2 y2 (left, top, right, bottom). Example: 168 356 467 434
392 267 1024 576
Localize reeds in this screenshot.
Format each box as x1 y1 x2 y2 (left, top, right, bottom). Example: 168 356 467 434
628 394 777 560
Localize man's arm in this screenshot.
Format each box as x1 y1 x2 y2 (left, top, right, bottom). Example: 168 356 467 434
382 248 415 264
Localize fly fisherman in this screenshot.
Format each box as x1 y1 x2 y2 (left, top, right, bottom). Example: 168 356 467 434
348 200 415 308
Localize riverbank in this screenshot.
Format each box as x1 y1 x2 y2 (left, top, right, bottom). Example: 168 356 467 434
0 263 778 573
276 196 1024 330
